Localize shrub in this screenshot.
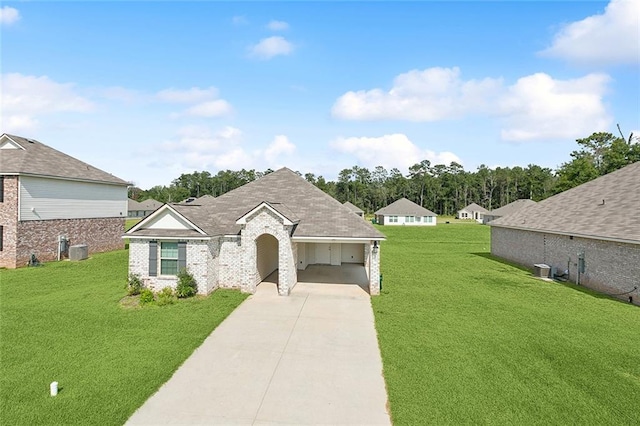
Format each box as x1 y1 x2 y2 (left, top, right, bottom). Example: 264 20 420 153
126 273 143 296
139 288 155 305
156 287 176 306
176 268 197 298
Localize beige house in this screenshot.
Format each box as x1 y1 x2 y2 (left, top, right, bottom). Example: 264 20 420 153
375 198 437 226
483 199 537 224
125 168 385 296
457 202 489 223
0 133 129 268
490 161 640 305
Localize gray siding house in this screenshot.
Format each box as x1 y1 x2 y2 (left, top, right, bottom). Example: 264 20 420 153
490 161 640 305
0 133 129 268
125 168 385 296
128 198 162 218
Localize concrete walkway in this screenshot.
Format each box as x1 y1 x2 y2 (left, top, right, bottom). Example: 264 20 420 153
126 277 391 425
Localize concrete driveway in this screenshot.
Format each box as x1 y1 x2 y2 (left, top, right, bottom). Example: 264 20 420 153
126 272 391 425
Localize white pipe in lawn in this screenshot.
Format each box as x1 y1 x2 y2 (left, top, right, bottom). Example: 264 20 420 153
50 382 58 396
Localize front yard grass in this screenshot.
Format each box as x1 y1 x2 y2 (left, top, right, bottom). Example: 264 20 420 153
0 250 247 425
373 225 640 425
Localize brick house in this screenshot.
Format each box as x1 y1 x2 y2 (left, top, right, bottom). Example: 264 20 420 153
374 197 437 226
0 133 129 268
490 161 640 305
125 168 385 296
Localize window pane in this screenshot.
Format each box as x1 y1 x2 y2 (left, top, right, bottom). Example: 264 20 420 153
161 242 178 258
161 259 178 275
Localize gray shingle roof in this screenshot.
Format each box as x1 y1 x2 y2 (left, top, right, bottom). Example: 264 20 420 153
343 201 364 214
128 198 162 211
132 168 385 239
460 202 489 214
374 198 437 216
491 161 640 244
0 133 128 185
488 199 537 217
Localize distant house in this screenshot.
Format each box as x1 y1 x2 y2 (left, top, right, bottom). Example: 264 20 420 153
490 162 640 305
343 201 364 217
0 133 129 269
374 198 437 226
457 203 489 223
483 199 537 224
125 168 385 296
128 198 162 218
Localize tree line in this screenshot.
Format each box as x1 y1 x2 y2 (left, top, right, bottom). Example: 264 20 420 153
129 132 640 215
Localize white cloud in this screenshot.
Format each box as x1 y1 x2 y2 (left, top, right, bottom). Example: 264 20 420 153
156 86 232 118
331 133 461 172
0 6 20 25
540 0 640 66
0 73 94 133
264 135 295 163
249 36 294 59
498 73 611 141
332 67 502 121
156 127 298 172
332 67 613 142
157 87 220 103
267 20 289 31
185 100 232 117
232 15 248 25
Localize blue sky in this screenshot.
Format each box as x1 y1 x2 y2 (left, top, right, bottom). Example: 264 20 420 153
1 1 638 189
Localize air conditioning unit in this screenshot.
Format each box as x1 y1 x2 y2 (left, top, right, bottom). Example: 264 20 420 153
533 263 550 278
69 244 88 261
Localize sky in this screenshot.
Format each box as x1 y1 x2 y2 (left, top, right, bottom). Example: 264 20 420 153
1 0 638 189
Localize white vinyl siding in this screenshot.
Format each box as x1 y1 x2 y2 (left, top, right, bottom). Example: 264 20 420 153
19 176 127 221
382 214 436 226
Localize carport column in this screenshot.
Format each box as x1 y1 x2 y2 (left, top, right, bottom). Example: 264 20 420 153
369 241 381 295
240 232 258 294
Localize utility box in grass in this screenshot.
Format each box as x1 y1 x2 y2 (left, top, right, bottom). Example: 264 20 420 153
69 244 88 261
533 263 550 278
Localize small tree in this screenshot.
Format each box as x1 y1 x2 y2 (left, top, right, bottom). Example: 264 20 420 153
176 268 197 298
126 273 143 296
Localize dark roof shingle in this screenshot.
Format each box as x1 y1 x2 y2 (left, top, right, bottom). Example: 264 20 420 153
375 198 436 216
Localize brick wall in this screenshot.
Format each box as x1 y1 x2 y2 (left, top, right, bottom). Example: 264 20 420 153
364 242 381 295
129 238 213 295
14 217 125 267
492 227 640 305
0 176 19 268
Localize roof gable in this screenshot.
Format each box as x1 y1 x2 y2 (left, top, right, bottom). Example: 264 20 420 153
0 133 129 186
460 202 489 213
127 204 208 238
491 162 640 244
236 201 297 226
375 198 437 216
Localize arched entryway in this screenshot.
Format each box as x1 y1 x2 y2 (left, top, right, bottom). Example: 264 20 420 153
255 233 279 290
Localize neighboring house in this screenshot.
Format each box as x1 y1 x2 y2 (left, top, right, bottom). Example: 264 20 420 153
483 199 537 224
457 202 489 223
0 133 129 269
343 201 364 217
125 168 385 296
490 161 640 305
374 198 437 226
128 198 162 218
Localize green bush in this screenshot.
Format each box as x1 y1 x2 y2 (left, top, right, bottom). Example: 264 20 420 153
125 273 143 296
176 268 197 298
139 288 155 305
156 287 176 306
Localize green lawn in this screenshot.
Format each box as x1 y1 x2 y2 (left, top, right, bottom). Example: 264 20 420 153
373 225 640 425
0 250 247 425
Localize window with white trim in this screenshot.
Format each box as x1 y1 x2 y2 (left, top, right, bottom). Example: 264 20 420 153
405 216 414 223
160 242 179 275
389 215 398 223
425 216 433 223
